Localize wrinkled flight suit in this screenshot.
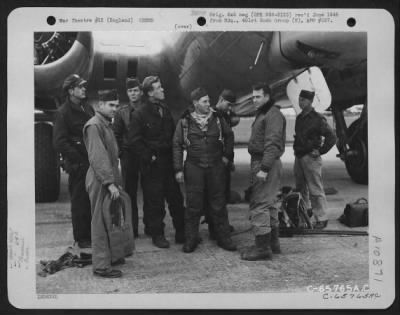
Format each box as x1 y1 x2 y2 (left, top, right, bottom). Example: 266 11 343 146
173 112 234 244
247 103 286 235
83 112 124 271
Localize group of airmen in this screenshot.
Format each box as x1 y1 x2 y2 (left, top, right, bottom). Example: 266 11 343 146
53 73 336 278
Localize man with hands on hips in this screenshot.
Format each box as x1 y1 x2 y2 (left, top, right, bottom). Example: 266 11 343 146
293 89 337 229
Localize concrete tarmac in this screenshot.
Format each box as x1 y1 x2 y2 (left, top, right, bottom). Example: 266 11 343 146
36 146 368 294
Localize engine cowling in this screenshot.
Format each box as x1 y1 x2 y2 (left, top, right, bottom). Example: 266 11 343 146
34 32 93 109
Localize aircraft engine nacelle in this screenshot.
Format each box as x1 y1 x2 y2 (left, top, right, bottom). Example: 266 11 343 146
34 32 94 110
34 32 94 202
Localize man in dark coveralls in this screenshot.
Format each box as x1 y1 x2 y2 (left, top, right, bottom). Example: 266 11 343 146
128 76 185 248
203 89 239 239
173 88 237 253
113 77 143 237
293 89 337 229
53 74 94 249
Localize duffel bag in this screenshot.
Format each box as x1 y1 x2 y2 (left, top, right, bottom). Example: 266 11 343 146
339 198 368 227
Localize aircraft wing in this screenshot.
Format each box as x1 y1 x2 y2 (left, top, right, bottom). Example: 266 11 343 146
165 31 367 117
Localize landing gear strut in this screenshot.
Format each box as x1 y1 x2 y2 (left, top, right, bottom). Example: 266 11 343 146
332 105 368 184
35 122 60 202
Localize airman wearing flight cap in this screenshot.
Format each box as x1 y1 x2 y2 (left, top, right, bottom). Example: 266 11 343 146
83 89 128 278
128 76 185 249
215 89 241 129
113 77 144 237
54 74 94 249
293 89 337 229
173 88 236 253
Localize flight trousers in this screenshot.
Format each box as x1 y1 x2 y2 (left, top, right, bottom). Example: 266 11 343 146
249 158 281 235
68 165 92 243
120 152 143 235
203 163 231 227
294 154 329 221
141 155 185 236
184 161 231 241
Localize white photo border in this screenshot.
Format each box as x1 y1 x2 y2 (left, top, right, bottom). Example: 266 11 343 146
7 7 396 309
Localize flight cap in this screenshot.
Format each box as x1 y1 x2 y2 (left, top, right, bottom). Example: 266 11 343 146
98 89 119 102
126 77 142 90
299 89 315 100
190 87 208 101
63 74 87 91
220 89 236 103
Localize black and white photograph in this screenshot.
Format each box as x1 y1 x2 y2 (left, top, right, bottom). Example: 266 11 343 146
6 7 395 309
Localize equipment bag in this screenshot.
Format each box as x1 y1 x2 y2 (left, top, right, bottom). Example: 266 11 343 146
102 190 135 263
279 191 313 232
339 198 368 227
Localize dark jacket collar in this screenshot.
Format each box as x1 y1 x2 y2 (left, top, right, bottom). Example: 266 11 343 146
256 99 275 115
144 98 167 115
129 101 143 111
146 98 166 107
67 97 86 112
298 107 316 119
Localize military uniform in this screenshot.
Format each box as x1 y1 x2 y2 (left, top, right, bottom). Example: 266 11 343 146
53 97 94 246
247 103 286 236
113 103 143 236
293 107 337 222
83 112 124 271
128 99 184 242
202 108 238 239
173 111 236 252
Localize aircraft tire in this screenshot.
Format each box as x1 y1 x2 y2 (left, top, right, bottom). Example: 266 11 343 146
345 119 368 185
35 123 60 202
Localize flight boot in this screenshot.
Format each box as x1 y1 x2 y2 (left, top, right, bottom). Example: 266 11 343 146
217 236 237 251
152 234 170 248
240 233 273 261
270 227 281 254
183 237 200 253
215 225 237 251
182 212 200 253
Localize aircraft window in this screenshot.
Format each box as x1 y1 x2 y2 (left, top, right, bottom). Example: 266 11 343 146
127 59 138 77
104 58 117 79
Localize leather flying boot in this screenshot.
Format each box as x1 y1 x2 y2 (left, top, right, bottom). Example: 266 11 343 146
183 237 200 253
270 227 281 254
240 233 273 261
152 235 170 248
210 223 234 240
182 210 200 253
215 222 237 251
217 236 237 251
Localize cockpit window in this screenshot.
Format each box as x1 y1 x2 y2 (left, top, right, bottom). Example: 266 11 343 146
127 58 138 77
104 57 117 79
